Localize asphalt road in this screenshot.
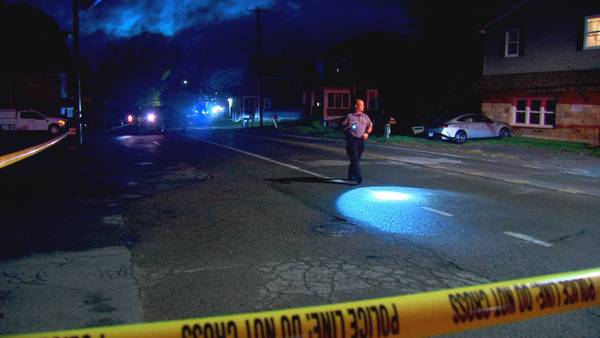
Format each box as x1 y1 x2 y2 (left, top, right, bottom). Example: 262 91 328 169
1 127 599 337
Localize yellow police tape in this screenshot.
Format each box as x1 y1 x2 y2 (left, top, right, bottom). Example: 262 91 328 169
5 268 600 338
0 133 69 169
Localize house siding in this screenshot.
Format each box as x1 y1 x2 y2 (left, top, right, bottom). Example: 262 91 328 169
480 0 600 144
483 1 600 75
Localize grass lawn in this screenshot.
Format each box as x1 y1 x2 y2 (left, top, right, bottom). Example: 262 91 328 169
222 118 599 157
267 121 600 157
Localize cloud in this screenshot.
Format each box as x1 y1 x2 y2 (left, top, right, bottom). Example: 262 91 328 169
81 0 275 37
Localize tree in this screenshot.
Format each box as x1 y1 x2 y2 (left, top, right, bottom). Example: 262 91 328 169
0 1 70 75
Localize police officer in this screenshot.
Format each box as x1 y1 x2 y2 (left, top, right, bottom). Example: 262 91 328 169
343 99 373 184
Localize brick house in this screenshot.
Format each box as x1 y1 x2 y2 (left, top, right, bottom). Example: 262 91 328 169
302 33 383 126
478 0 600 144
1 73 73 117
303 86 379 125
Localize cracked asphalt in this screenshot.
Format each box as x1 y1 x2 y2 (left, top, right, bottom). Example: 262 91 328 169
1 127 599 337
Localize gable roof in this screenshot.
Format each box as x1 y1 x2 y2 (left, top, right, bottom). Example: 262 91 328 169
482 0 531 31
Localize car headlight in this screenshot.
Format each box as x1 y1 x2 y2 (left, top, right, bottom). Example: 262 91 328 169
147 113 157 123
58 119 66 127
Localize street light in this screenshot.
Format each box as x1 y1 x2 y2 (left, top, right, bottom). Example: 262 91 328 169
183 80 188 85
227 98 233 118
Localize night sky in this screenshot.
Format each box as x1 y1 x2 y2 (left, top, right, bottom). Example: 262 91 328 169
8 0 413 66
3 0 519 122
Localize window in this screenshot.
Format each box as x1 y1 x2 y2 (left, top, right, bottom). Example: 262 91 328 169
512 98 556 127
20 111 44 120
263 97 271 110
366 89 379 110
458 115 475 122
479 116 494 123
584 15 600 49
505 28 520 57
327 91 351 108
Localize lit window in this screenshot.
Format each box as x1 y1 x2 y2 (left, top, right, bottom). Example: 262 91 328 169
505 28 520 57
513 98 556 127
584 15 600 49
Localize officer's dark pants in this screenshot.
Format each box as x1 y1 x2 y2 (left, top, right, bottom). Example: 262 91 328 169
346 136 365 182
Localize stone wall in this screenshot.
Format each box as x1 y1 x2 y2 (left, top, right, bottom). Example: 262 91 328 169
482 102 600 144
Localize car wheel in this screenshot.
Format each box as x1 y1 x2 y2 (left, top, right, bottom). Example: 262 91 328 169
499 128 511 139
48 124 60 135
454 130 467 144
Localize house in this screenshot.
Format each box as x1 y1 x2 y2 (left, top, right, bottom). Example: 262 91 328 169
0 73 73 118
477 0 600 144
303 86 379 126
233 55 316 123
303 33 384 126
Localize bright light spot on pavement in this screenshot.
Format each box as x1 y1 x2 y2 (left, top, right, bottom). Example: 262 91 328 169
336 186 456 234
370 190 411 201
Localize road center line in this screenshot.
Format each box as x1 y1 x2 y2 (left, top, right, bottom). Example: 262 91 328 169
420 206 454 217
503 231 553 247
198 138 330 179
521 164 544 170
153 141 160 145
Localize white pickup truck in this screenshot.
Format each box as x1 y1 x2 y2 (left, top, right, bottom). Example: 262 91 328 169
0 109 66 134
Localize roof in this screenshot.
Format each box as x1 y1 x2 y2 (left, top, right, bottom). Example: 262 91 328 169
482 0 531 31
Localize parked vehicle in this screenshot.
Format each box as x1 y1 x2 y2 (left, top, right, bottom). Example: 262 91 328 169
0 109 66 135
413 113 511 144
412 116 451 140
137 110 165 133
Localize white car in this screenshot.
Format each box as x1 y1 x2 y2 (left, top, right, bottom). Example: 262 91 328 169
437 114 511 144
0 109 66 134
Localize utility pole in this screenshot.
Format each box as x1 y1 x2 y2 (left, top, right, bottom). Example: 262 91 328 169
73 0 82 145
248 7 267 127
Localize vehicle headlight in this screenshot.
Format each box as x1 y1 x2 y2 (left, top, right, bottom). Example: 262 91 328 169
58 119 66 127
147 113 157 123
211 105 224 114
127 114 134 123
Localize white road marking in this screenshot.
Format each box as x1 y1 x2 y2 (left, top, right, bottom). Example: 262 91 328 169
236 131 471 159
565 170 597 177
557 188 584 194
420 206 454 217
374 143 470 159
152 141 160 146
292 159 348 167
101 214 125 226
136 161 155 166
503 231 552 247
328 179 354 184
199 138 330 179
504 178 530 184
388 157 463 166
521 164 545 170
